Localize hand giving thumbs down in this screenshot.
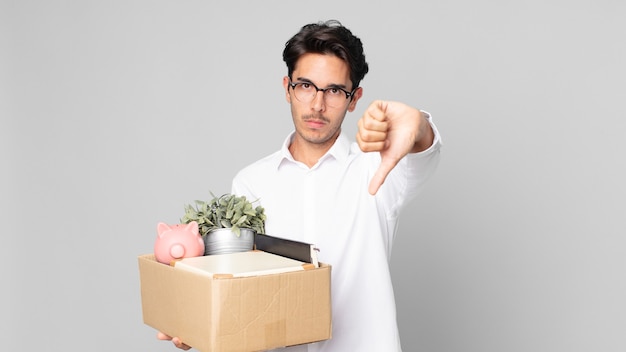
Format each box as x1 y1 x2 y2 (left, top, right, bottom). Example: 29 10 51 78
356 100 434 195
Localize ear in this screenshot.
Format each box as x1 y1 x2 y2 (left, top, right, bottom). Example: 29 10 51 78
347 87 363 112
156 222 171 237
185 221 200 236
283 76 292 104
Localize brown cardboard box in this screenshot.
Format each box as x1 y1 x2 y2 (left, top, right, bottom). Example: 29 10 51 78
138 254 332 351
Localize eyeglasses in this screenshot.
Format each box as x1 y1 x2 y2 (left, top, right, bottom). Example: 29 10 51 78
288 79 356 108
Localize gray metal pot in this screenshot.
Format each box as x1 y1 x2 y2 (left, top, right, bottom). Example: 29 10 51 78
203 228 255 255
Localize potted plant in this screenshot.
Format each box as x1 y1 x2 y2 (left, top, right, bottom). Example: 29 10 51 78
180 192 266 255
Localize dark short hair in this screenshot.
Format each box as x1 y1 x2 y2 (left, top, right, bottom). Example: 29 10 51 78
283 20 369 90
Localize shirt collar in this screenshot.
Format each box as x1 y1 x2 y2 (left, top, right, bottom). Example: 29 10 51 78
276 131 351 170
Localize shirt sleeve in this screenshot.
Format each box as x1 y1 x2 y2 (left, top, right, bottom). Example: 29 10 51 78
378 110 442 218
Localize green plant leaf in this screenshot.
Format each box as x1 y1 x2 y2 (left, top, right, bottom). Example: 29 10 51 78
234 214 247 226
181 191 266 236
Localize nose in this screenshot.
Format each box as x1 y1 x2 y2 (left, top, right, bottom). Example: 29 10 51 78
311 90 326 112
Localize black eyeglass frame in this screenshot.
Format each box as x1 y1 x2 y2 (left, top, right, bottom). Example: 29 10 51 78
288 79 357 102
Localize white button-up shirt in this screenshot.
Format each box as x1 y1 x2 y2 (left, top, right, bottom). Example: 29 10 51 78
232 114 442 351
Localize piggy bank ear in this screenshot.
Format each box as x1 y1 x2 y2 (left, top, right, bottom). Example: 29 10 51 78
156 222 171 237
185 221 200 236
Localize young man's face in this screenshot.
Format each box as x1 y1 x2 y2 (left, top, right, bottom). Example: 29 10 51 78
283 53 362 149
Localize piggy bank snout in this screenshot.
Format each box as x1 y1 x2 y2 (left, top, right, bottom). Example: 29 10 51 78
170 243 185 259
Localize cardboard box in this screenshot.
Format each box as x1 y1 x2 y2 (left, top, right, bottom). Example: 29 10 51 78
138 253 332 351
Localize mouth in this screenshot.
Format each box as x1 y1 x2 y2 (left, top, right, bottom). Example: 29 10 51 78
303 116 329 129
305 119 326 129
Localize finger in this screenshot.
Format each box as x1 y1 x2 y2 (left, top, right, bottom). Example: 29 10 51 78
361 111 388 133
366 100 389 122
172 337 192 351
357 136 387 152
357 113 388 152
358 122 387 141
157 331 172 341
356 129 387 152
368 157 400 195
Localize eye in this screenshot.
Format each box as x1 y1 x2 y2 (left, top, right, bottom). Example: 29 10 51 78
300 83 312 90
327 88 342 96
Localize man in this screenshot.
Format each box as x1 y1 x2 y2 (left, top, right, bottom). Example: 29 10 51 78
159 19 441 351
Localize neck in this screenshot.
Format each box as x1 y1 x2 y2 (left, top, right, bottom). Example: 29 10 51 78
289 133 339 168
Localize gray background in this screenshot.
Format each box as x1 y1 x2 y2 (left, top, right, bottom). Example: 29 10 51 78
2 1 625 351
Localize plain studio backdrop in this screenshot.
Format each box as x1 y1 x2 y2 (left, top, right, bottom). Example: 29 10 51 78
2 1 625 351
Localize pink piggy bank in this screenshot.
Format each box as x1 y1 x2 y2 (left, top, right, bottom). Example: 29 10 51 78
154 221 205 264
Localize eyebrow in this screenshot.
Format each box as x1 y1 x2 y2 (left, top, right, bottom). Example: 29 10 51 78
294 77 349 90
